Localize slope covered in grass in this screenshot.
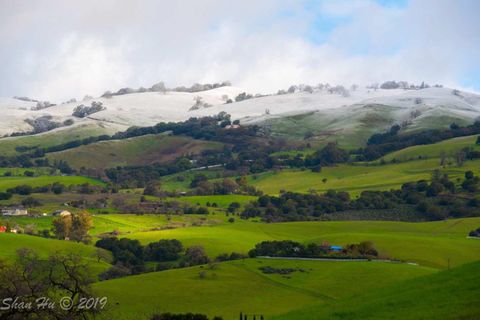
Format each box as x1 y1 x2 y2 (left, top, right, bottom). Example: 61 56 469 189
46 134 224 170
274 260 480 320
0 121 123 156
94 258 434 319
0 175 104 191
125 218 480 269
0 233 110 274
383 134 480 162
248 158 480 196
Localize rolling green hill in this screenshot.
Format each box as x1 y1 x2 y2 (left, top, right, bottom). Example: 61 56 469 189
383 134 480 162
0 233 111 274
125 217 480 269
46 134 224 170
247 158 480 196
274 260 480 320
94 258 434 319
0 175 104 191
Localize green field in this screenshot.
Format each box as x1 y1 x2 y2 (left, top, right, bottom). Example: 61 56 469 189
168 195 257 208
124 217 480 269
0 233 111 275
46 134 224 170
2 214 479 319
2 213 227 236
0 175 104 191
247 158 480 196
94 258 435 319
383 134 480 162
275 260 480 320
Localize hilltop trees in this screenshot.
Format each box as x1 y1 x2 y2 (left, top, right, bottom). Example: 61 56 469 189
72 101 105 118
248 240 379 259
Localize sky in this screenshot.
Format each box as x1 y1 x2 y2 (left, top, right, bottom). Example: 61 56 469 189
0 0 479 101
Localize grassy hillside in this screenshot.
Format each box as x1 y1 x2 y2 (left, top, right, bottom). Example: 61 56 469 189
125 217 480 269
46 134 224 170
0 122 121 156
167 195 257 208
0 233 110 274
247 158 480 196
2 213 227 236
274 260 480 320
0 175 104 191
383 134 480 162
94 258 434 319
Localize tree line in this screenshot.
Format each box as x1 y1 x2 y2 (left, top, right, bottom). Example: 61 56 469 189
240 171 480 222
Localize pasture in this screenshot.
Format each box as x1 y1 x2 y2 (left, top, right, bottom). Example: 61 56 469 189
124 217 480 269
0 175 104 191
46 134 224 170
383 134 480 162
274 260 480 320
247 158 480 196
94 258 434 319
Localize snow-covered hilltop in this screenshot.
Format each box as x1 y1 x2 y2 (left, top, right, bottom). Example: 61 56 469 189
1 83 479 138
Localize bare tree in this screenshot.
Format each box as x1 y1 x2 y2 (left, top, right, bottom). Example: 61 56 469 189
0 249 104 319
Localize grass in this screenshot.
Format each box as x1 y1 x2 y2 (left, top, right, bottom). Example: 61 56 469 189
0 175 104 191
274 260 480 320
168 195 257 208
159 167 225 192
46 134 224 170
0 233 110 274
383 134 480 162
94 258 434 319
247 158 480 196
0 122 118 156
2 213 227 237
124 217 480 269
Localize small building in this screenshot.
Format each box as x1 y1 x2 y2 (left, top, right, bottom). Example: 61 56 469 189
52 210 72 217
0 226 6 233
1 208 28 216
330 245 343 252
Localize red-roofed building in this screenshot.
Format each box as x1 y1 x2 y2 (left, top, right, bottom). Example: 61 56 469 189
0 226 6 233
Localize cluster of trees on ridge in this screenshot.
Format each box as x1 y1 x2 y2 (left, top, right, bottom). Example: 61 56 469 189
240 171 480 222
95 237 246 279
248 240 379 259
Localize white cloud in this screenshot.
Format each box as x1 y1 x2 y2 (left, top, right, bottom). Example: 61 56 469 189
26 35 133 101
0 0 479 101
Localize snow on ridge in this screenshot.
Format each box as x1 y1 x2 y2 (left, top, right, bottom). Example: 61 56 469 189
0 86 479 136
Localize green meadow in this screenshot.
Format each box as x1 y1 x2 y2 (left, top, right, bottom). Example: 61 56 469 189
247 158 480 196
94 258 435 319
0 175 104 191
383 134 480 162
0 233 111 275
124 217 480 269
274 260 480 320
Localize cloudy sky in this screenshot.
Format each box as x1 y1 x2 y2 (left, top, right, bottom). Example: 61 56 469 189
1 0 479 101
